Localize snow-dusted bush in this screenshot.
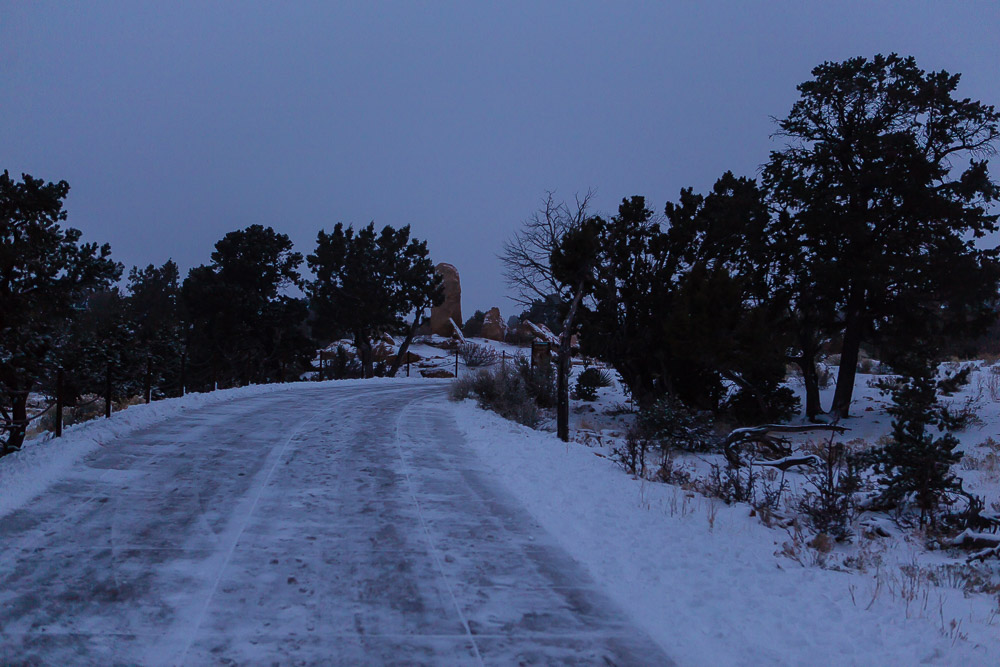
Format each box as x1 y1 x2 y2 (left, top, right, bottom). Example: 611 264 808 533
450 364 540 427
613 425 650 477
637 396 716 453
875 362 964 526
797 439 863 541
450 355 555 427
458 342 501 368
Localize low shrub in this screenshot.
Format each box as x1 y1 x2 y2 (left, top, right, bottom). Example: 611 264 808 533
574 367 614 401
637 395 716 453
458 342 501 368
797 439 863 541
450 362 541 427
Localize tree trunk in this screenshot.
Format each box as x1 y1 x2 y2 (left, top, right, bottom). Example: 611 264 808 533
354 331 374 379
5 391 29 454
791 328 824 421
388 310 423 378
799 353 823 422
831 287 866 418
556 340 571 442
556 279 586 443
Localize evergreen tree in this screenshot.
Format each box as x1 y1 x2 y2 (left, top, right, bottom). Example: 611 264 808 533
126 260 186 396
52 288 142 406
0 171 120 454
307 223 442 378
764 53 1000 417
516 295 565 334
580 176 796 423
875 358 963 525
462 310 486 338
182 225 312 389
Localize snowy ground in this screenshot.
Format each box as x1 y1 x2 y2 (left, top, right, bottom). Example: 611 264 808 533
0 381 668 665
449 350 1000 665
5 345 1000 664
453 400 1000 665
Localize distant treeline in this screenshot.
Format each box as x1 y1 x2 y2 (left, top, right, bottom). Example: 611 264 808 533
3 52 1000 461
0 182 442 453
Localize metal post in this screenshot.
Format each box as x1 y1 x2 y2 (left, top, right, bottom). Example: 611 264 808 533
104 363 112 419
144 355 152 404
406 355 410 377
318 350 324 381
55 367 63 438
502 350 506 371
455 347 459 377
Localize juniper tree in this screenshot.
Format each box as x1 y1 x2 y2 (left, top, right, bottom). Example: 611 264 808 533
182 225 312 389
52 288 142 406
579 176 796 424
764 54 1000 418
307 223 442 378
0 171 119 454
126 260 186 395
462 311 486 338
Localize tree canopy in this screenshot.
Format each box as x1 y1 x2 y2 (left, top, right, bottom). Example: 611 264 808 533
307 222 441 378
0 171 120 452
764 53 1000 417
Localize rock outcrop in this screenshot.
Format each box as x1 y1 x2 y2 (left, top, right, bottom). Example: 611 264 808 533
480 307 506 341
429 263 462 337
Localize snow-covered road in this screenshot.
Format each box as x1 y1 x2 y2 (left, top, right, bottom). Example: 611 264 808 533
0 382 671 665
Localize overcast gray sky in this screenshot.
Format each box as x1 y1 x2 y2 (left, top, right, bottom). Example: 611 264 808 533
3 1 999 316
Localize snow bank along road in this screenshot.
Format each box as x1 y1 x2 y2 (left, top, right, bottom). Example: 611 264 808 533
0 382 672 665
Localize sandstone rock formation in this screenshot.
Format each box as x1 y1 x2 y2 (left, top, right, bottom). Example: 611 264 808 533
429 263 462 337
480 307 506 341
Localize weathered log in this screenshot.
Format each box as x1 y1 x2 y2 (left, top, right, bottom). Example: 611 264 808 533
725 424 848 446
948 529 1000 551
724 424 849 468
756 455 822 472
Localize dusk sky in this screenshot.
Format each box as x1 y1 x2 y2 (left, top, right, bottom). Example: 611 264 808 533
3 1 999 315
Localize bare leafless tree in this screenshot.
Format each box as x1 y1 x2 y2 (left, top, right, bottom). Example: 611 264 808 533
501 190 595 442
502 190 595 307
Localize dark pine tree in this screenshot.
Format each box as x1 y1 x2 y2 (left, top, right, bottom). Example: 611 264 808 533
580 176 797 424
763 54 1000 418
462 310 486 338
875 357 963 526
52 288 142 407
307 223 442 379
182 225 312 389
126 260 186 396
0 171 120 454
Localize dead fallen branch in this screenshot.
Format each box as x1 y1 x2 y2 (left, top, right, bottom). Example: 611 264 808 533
756 455 822 472
947 529 1000 562
724 424 849 467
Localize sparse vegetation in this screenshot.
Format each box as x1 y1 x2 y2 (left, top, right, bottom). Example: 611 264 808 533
450 355 555 427
574 367 613 401
458 342 501 368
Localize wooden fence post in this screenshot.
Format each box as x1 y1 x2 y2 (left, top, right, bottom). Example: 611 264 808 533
104 363 112 419
55 367 63 438
455 347 459 377
180 351 187 397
